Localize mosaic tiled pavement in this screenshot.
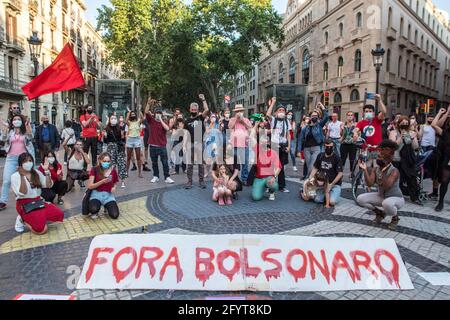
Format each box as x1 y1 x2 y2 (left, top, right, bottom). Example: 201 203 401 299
1 179 450 300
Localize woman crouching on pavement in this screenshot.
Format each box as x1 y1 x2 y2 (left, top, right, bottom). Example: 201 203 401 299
39 151 68 205
65 140 90 192
11 152 64 234
86 152 120 220
357 140 404 230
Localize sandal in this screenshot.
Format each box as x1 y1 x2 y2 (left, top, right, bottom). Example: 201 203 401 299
218 197 225 206
372 208 386 225
387 216 400 231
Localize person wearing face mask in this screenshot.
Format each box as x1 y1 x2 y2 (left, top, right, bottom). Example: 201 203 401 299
0 115 34 211
64 140 90 192
39 151 68 205
61 120 76 164
419 114 439 199
431 107 450 212
11 152 64 234
35 115 60 163
389 115 421 205
308 140 343 209
184 94 210 189
326 113 343 158
85 152 120 220
229 105 252 185
104 115 128 188
204 113 223 177
286 111 298 172
144 102 175 184
340 111 357 176
357 140 404 230
265 98 292 193
125 108 144 178
297 102 330 178
80 105 99 166
354 95 387 168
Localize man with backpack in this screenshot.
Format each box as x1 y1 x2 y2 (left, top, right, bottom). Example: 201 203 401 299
266 97 291 193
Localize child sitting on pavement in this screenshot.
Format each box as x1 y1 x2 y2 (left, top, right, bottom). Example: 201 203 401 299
212 164 233 206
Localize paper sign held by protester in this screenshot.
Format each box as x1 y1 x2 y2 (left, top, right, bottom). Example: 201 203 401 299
77 234 414 292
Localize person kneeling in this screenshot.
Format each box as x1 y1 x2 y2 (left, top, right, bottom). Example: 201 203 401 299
86 152 120 220
11 153 64 234
356 140 404 230
308 139 343 208
39 151 68 205
301 171 330 206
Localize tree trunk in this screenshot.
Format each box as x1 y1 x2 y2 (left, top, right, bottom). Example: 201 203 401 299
202 78 218 112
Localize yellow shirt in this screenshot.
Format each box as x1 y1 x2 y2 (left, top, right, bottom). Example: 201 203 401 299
127 121 140 138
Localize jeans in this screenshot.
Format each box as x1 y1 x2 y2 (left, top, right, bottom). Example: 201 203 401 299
252 177 279 201
357 192 405 217
1 155 19 204
290 140 297 166
314 185 342 205
340 143 357 172
150 146 170 179
304 146 321 177
331 138 341 158
234 147 249 183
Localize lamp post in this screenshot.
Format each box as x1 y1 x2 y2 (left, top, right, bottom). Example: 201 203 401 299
371 43 385 114
27 31 43 122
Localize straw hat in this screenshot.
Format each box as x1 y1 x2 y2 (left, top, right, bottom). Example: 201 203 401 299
233 104 245 112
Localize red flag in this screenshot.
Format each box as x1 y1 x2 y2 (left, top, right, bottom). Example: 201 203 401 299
22 43 85 100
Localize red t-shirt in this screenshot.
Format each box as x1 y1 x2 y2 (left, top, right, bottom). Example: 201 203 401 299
80 114 99 138
146 114 167 147
255 147 282 179
90 167 118 193
38 163 63 183
356 116 383 150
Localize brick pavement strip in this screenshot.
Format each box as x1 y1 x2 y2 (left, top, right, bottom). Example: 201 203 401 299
0 197 161 255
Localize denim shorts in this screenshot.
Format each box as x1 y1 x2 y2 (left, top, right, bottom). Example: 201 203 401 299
90 190 116 206
314 185 342 205
126 136 142 148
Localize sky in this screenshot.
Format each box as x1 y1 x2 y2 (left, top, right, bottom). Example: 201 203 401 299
85 0 450 27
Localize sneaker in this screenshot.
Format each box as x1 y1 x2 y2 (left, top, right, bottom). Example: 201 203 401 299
131 164 137 171
121 181 126 188
0 202 7 211
387 216 400 231
150 177 160 183
411 199 424 206
15 216 25 233
280 188 290 193
79 181 86 188
143 165 151 172
64 162 67 165
90 214 99 220
268 193 275 201
165 177 175 184
184 183 193 189
293 166 298 172
57 198 64 205
199 182 207 189
372 208 386 224
435 203 444 212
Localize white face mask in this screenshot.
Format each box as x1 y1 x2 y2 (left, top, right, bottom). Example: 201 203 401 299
13 120 22 128
277 112 286 119
224 113 230 119
48 157 56 164
110 118 118 126
22 162 33 172
287 115 293 120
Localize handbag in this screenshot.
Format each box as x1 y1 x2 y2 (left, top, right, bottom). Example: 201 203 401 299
22 199 46 214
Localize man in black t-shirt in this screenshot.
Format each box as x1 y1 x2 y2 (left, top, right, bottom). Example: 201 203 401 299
309 139 343 207
184 94 209 189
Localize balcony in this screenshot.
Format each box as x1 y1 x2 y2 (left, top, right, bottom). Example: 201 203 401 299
77 59 85 70
334 37 344 50
70 29 76 40
329 77 343 88
345 72 361 87
0 76 25 96
399 36 408 49
387 27 397 41
351 28 362 42
51 45 59 55
4 0 22 12
385 72 399 88
50 15 57 30
62 25 69 35
319 44 329 57
5 35 25 54
62 0 68 12
28 0 38 16
87 65 98 77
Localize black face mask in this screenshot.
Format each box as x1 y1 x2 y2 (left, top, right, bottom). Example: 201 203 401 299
400 125 409 130
325 146 333 155
311 117 318 124
376 159 387 168
87 110 93 114
190 112 198 117
427 120 433 124
129 116 137 121
43 120 49 125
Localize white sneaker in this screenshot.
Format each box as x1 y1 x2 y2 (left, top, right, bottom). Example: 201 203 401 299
15 216 25 233
150 177 160 183
90 214 99 220
121 181 126 188
268 193 275 201
165 177 175 184
293 166 298 172
280 188 290 193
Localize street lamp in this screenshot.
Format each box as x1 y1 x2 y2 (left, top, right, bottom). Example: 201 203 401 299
27 31 43 122
371 43 385 114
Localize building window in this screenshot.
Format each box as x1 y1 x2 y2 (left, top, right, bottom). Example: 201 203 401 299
414 30 418 44
337 56 344 77
334 92 342 104
406 60 410 79
339 23 343 37
324 31 328 44
388 7 392 28
398 56 402 77
289 57 296 83
400 18 404 37
386 49 391 72
278 63 284 83
354 50 362 72
325 0 329 13
302 49 310 84
350 89 360 101
356 12 362 28
323 62 329 80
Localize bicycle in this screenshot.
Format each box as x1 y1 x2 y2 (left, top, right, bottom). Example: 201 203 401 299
351 141 379 203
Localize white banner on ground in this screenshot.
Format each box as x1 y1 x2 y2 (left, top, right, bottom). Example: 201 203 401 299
76 234 414 292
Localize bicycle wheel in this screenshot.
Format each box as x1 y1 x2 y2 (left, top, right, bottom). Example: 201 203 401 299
352 170 365 203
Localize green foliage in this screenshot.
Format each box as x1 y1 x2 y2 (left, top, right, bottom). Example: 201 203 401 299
97 0 284 110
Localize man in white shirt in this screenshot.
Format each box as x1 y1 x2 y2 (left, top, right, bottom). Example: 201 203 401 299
326 113 343 158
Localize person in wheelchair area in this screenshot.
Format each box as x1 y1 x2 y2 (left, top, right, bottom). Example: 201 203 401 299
357 140 404 231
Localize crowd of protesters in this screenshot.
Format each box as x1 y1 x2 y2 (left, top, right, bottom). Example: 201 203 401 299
0 93 449 235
